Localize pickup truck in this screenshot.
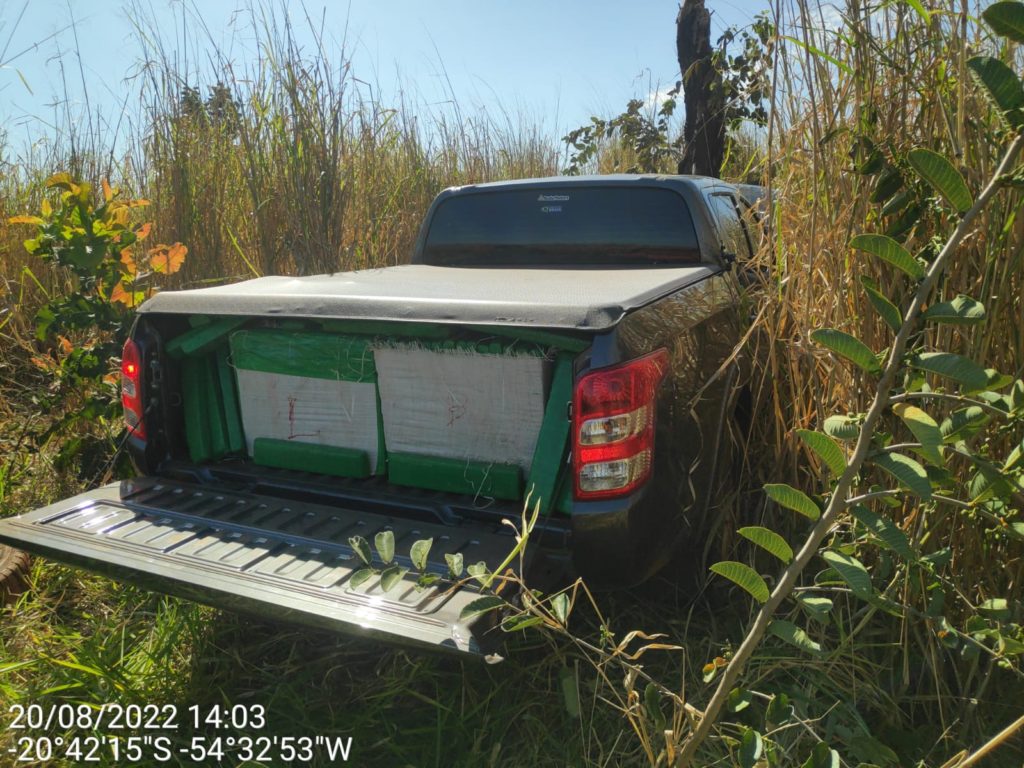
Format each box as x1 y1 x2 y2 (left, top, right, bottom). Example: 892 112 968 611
0 174 762 655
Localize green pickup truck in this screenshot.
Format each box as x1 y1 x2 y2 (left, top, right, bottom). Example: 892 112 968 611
0 174 763 655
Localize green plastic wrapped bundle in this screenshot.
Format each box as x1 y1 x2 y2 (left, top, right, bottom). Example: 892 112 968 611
229 330 385 477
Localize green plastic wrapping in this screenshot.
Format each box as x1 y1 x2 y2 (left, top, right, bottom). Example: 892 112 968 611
253 438 371 478
230 330 376 382
388 452 522 501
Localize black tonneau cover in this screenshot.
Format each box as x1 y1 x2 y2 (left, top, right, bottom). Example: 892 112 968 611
138 264 716 330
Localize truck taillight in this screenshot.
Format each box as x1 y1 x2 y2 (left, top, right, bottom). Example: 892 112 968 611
573 349 669 500
121 338 146 440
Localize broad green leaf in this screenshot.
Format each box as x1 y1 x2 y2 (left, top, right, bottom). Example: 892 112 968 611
941 406 989 442
801 742 840 768
870 166 903 202
550 593 571 625
769 619 824 656
861 276 903 333
410 538 432 571
466 561 489 585
349 568 375 588
985 369 1015 390
1010 379 1024 414
850 505 914 559
892 402 944 466
967 56 1024 128
374 530 395 564
445 552 464 578
979 598 1011 619
796 593 834 623
964 453 1018 504
728 687 753 713
766 693 792 724
1004 437 1024 472
983 1 1024 42
923 295 986 325
797 429 847 476
850 233 925 279
379 565 408 592
501 614 544 632
460 595 506 620
764 483 821 520
738 526 794 563
824 414 861 441
416 573 440 589
909 352 990 391
811 328 882 374
908 147 973 213
348 535 373 566
999 635 1024 656
881 188 915 217
709 561 770 603
903 0 930 21
822 550 873 597
739 729 763 768
874 452 933 499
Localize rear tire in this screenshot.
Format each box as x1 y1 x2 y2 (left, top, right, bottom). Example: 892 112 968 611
0 544 30 604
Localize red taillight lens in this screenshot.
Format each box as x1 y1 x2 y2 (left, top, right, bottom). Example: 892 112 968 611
573 349 669 500
121 338 146 440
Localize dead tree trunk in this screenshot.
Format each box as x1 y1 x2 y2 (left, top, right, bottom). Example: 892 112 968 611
676 0 725 177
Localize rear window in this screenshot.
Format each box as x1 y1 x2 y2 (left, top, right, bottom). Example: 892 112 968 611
422 186 701 266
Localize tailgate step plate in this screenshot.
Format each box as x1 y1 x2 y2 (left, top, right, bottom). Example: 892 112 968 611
0 478 522 655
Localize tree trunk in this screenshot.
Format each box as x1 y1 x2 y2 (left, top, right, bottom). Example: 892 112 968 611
676 0 725 178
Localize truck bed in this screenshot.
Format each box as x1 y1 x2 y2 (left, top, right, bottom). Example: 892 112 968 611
138 264 716 330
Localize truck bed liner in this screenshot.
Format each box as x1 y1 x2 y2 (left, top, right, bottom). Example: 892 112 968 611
138 264 716 330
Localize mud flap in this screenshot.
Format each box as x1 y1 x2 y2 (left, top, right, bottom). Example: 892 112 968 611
0 478 526 656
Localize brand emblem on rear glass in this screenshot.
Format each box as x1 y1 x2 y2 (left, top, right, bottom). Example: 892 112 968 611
540 205 562 213
537 194 569 201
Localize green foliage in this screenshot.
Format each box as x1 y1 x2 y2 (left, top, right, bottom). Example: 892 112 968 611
561 13 773 175
7 174 187 469
907 148 973 212
797 429 847 477
922 294 987 325
861 276 904 333
768 619 824 656
562 98 681 175
966 56 1024 128
764 483 821 520
849 233 924 279
811 328 882 374
909 351 991 391
374 530 395 564
982 1 1024 43
738 526 794 563
709 561 770 603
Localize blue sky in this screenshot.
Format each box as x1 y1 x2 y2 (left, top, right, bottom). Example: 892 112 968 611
0 0 770 147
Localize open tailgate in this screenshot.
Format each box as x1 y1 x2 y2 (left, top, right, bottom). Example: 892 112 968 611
0 477 521 655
